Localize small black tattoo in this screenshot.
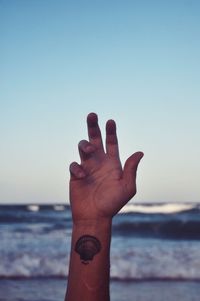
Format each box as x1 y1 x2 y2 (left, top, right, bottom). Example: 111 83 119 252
75 235 101 264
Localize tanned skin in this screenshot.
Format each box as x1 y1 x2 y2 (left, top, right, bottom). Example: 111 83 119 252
65 113 143 301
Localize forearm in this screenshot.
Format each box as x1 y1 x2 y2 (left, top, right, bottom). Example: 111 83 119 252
65 218 112 301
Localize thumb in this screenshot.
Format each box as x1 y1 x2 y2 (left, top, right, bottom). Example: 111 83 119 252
123 151 144 196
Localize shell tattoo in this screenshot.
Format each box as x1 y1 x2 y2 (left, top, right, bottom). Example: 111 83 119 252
75 235 101 264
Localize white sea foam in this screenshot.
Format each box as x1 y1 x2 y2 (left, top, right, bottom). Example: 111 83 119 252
1 241 200 280
119 203 196 214
27 205 40 212
110 241 200 280
0 253 69 278
54 205 65 211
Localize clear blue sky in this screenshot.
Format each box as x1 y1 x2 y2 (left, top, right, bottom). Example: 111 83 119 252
1 0 200 203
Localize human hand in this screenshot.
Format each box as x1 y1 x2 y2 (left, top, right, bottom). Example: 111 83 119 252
69 113 143 223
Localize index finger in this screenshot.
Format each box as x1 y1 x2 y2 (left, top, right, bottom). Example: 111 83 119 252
87 113 104 151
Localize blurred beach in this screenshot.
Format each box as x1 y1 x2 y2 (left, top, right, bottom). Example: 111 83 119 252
1 203 200 301
1 279 200 301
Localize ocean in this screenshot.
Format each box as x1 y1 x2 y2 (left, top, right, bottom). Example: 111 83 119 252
1 203 200 301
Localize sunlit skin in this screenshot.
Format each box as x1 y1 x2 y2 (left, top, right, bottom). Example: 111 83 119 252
69 113 144 222
65 113 143 301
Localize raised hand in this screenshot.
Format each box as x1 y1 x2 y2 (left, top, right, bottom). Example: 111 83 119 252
66 113 144 301
69 112 143 223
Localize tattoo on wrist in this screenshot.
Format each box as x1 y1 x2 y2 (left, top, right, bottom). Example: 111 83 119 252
75 235 101 264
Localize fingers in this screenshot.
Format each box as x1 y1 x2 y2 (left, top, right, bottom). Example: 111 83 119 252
123 152 144 195
70 140 95 180
78 140 95 162
87 113 104 152
106 119 119 158
87 113 119 158
69 162 86 180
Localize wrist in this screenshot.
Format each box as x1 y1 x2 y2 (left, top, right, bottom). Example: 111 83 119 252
72 218 112 234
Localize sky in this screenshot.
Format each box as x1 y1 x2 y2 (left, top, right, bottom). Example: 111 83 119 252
1 0 200 204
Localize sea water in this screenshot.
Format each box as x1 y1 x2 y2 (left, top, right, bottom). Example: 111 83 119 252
1 203 200 300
